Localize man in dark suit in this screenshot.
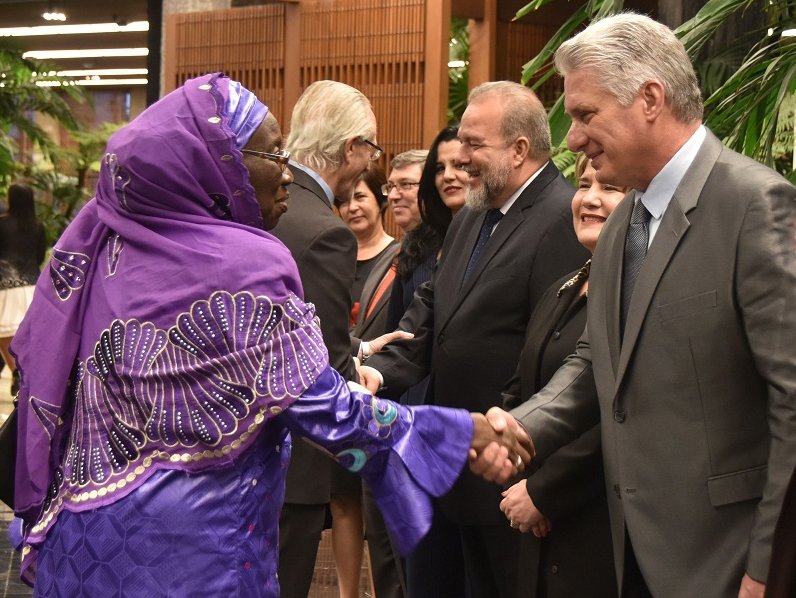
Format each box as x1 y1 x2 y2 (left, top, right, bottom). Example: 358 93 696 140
272 79 381 598
360 81 588 597
472 13 796 598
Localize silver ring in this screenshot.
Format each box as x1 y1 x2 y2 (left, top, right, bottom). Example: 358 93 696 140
509 519 515 528
515 455 523 468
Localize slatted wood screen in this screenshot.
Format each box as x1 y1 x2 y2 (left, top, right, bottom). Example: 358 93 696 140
164 0 440 237
165 5 287 124
298 0 427 163
165 1 433 159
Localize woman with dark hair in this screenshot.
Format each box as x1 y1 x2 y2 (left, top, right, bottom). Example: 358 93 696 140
0 183 46 395
386 125 467 333
332 165 399 598
339 166 398 340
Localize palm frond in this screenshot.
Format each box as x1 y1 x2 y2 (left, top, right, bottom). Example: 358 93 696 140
703 33 796 166
676 0 757 58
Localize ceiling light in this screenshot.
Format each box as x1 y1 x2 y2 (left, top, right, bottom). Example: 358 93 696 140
0 21 149 37
42 1 67 22
23 48 149 59
42 11 66 22
36 78 148 87
54 68 148 77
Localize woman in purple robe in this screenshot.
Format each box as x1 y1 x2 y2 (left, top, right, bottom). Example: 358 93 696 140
9 73 528 596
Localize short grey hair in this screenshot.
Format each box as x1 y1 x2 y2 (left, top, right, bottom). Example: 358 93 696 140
554 13 703 123
467 81 551 160
390 149 428 170
286 80 376 173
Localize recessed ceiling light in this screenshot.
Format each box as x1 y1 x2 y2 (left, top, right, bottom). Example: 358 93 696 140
42 11 67 22
23 48 149 59
53 68 148 77
36 78 148 87
0 21 149 37
42 1 67 21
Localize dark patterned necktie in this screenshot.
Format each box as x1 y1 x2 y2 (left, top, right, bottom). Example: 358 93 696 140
621 199 651 334
463 208 503 283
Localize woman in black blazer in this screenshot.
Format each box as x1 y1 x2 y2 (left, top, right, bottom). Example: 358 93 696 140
500 154 627 598
332 165 398 598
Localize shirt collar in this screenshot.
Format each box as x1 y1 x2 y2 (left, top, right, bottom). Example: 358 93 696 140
498 161 547 215
636 125 706 220
289 160 335 207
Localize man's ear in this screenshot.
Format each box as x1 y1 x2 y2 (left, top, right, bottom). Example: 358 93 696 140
512 136 531 167
640 79 666 122
342 136 359 164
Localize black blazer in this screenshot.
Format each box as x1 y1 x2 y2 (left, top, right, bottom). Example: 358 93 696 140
270 166 358 504
367 161 589 524
766 463 796 598
502 269 616 598
350 239 400 350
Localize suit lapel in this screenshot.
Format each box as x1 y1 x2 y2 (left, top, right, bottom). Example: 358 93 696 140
439 162 558 331
599 193 634 377
614 131 724 388
456 206 522 296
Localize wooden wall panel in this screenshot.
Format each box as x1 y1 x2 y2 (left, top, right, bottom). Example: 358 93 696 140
496 20 563 107
162 0 447 238
298 0 427 167
164 5 287 124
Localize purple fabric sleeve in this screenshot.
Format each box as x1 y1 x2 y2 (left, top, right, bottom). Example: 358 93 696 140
279 367 473 554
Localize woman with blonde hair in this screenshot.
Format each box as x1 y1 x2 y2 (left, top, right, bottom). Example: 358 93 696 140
499 154 627 598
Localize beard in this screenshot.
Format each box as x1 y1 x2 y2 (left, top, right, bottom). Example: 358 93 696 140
464 156 512 212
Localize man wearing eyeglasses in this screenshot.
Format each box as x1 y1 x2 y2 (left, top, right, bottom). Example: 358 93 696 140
360 81 588 598
271 80 384 598
385 149 428 234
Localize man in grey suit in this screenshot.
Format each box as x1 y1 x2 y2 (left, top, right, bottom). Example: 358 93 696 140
360 81 588 597
473 13 796 598
272 80 381 598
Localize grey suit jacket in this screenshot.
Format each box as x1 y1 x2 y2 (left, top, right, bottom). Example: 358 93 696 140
367 161 589 524
271 166 358 504
512 130 796 596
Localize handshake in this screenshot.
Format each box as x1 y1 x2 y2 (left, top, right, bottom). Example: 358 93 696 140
358 359 533 483
468 407 534 484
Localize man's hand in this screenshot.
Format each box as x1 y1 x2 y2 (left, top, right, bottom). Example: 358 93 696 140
357 365 382 394
366 330 413 355
468 407 534 484
500 482 551 537
737 574 764 598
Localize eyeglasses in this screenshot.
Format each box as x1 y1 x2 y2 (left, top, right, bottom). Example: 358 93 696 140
359 138 383 161
241 148 291 172
381 181 420 195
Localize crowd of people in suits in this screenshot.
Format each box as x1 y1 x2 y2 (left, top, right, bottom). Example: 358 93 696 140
5 10 794 598
278 11 795 598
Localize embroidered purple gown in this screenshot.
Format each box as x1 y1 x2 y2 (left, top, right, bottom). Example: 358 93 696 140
10 74 473 597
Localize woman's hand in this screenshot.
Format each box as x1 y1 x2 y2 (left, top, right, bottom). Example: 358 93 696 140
500 481 552 537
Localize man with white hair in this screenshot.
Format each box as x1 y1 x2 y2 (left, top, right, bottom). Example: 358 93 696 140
272 80 384 598
472 13 796 598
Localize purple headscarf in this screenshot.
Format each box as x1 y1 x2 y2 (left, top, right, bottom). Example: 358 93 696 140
11 74 328 534
227 80 269 150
